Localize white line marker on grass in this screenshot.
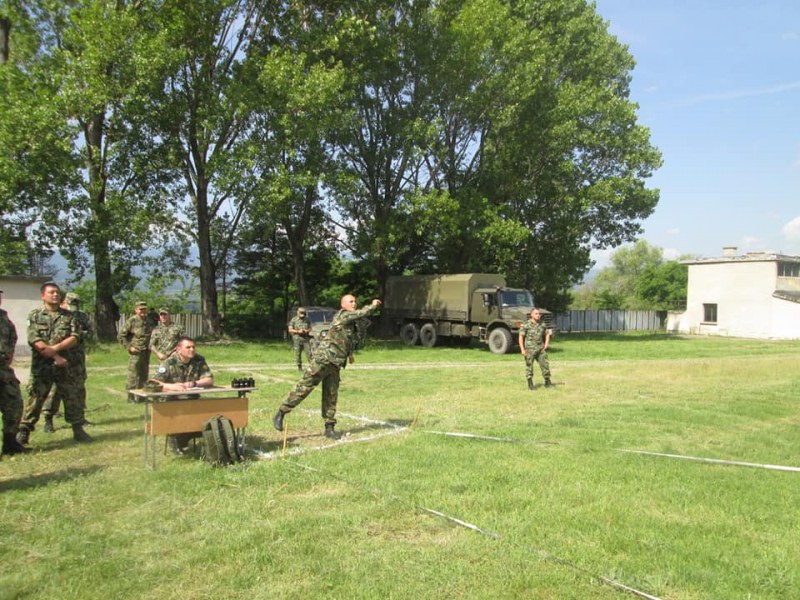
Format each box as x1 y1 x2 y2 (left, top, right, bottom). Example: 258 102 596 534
619 449 800 472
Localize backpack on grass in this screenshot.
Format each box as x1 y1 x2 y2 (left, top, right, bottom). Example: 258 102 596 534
201 415 243 466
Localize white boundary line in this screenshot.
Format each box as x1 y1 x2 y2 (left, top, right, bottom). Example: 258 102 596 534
618 449 800 473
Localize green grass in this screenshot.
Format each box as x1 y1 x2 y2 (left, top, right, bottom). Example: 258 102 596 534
2 333 799 599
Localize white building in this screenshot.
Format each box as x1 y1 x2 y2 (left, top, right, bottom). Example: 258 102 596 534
0 275 52 355
667 247 800 339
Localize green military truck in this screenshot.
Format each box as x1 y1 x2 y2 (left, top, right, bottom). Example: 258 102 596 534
384 273 551 354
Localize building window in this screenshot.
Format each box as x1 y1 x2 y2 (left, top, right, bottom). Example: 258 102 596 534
703 303 717 324
778 262 800 277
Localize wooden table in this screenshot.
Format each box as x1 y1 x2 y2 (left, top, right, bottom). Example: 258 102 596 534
129 386 254 468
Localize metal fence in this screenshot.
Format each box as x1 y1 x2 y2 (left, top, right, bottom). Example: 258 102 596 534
553 310 667 333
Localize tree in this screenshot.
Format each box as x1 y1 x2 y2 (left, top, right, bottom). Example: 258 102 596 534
636 261 688 310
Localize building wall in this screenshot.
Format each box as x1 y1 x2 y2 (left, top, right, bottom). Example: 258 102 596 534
683 260 800 339
0 276 51 356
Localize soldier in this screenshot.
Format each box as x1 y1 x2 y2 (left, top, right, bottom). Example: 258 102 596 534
149 308 184 362
42 292 92 432
0 289 30 455
273 295 381 439
151 336 213 455
287 307 312 371
17 282 92 446
518 308 553 390
118 300 153 400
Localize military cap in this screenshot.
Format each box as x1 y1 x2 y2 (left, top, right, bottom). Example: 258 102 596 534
158 307 169 314
135 301 147 309
297 307 307 315
66 292 80 305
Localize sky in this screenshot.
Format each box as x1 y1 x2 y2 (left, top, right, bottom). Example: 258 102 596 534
591 0 800 267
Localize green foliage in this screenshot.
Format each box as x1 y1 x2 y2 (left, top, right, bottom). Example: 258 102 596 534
636 260 688 310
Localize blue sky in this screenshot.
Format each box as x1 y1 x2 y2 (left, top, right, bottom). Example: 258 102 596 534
592 0 800 266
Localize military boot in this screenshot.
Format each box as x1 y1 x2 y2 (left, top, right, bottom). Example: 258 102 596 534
544 378 554 388
527 378 534 390
273 409 286 432
3 432 31 454
168 436 185 456
43 414 55 433
324 423 340 440
72 424 93 443
15 427 30 447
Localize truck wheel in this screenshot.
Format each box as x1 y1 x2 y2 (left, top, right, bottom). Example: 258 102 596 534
487 328 512 354
419 323 438 348
400 322 420 346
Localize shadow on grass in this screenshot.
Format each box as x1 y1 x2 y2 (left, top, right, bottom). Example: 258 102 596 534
0 465 103 493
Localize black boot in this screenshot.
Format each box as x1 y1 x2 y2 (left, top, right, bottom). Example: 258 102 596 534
15 427 30 447
72 424 93 443
3 432 31 454
273 409 286 432
527 378 534 390
324 423 340 439
544 378 554 388
43 414 55 433
168 436 185 455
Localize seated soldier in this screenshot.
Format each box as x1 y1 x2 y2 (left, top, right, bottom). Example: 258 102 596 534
150 336 213 455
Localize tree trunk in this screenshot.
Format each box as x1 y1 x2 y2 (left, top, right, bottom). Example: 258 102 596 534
195 187 221 337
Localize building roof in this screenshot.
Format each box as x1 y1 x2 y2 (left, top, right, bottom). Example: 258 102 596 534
682 251 800 266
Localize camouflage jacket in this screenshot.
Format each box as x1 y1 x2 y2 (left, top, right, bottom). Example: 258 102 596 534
519 319 549 350
0 308 17 371
154 353 212 384
288 316 311 340
118 315 153 352
27 306 79 368
150 322 184 355
313 304 378 368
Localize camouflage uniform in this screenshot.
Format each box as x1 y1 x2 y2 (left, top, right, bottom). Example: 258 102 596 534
154 352 212 449
0 308 23 439
150 321 184 359
288 314 312 370
519 318 551 383
20 306 84 432
118 312 153 392
279 303 378 426
44 304 92 420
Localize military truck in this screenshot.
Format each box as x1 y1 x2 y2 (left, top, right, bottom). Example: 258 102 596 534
384 273 551 354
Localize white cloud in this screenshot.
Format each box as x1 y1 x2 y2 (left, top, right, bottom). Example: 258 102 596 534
666 227 680 235
782 32 799 40
662 247 680 260
781 216 800 240
681 81 800 106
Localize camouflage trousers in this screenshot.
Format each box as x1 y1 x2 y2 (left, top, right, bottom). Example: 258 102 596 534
292 337 311 369
21 363 86 430
125 349 151 391
524 346 551 381
0 369 24 434
280 359 341 425
44 359 87 417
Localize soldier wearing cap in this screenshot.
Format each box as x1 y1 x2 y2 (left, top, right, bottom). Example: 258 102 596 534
117 300 154 398
288 307 312 371
150 307 184 362
0 288 30 454
17 282 92 446
42 292 93 432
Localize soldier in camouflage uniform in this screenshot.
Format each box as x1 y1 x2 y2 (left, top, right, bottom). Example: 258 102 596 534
518 308 553 390
42 292 92 432
17 282 92 446
149 308 184 362
273 295 381 439
0 289 30 455
118 300 153 400
287 307 312 371
151 336 214 454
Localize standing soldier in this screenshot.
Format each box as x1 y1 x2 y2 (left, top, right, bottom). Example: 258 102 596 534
518 308 553 390
273 295 381 439
17 282 92 446
118 300 153 400
42 292 92 432
288 307 312 371
0 289 30 455
149 308 184 362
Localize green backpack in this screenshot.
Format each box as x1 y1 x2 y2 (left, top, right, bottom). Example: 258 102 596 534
201 415 243 466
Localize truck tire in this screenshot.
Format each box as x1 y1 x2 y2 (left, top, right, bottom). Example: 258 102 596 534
419 323 438 348
487 327 512 354
400 322 420 346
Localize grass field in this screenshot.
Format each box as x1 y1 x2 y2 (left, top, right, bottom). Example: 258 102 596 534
1 333 799 599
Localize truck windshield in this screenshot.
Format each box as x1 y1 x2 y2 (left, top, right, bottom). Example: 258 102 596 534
499 290 534 307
